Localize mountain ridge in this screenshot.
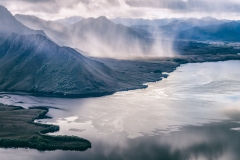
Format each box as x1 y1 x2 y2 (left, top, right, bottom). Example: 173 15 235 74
0 33 134 96
71 16 153 57
14 14 86 47
177 21 240 41
0 5 46 37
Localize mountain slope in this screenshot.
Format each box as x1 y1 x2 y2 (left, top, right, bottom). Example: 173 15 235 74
0 33 132 96
71 16 153 57
177 21 240 41
0 5 46 36
14 14 85 47
55 16 84 27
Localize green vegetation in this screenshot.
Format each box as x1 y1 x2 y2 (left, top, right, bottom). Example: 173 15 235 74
0 104 91 151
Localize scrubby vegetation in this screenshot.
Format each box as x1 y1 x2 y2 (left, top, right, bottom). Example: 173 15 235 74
0 104 91 151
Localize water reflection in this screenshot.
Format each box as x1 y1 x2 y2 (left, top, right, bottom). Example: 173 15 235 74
0 60 240 160
1 121 240 160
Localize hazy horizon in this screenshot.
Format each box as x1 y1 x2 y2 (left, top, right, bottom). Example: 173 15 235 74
1 0 240 21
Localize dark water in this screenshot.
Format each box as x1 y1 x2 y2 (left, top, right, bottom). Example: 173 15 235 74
0 61 240 160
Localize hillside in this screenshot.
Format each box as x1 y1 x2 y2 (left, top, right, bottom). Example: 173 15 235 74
0 5 46 36
0 33 133 96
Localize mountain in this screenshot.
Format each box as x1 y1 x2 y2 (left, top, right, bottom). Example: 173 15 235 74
111 18 176 26
15 15 154 57
71 16 153 57
0 33 132 96
14 14 85 47
177 21 240 41
131 17 225 38
55 16 84 27
0 5 46 36
200 16 219 22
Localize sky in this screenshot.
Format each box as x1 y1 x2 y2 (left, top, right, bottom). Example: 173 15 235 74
1 0 240 20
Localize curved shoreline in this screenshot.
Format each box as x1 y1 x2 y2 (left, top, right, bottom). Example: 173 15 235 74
0 104 91 151
0 54 240 99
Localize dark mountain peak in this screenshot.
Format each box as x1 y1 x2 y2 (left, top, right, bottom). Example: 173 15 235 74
55 16 84 26
0 33 58 56
0 6 46 36
72 16 114 30
168 20 179 25
0 5 17 23
0 5 8 13
78 16 111 25
15 14 41 21
14 13 87 47
0 5 8 12
96 16 108 21
0 33 129 96
14 14 53 26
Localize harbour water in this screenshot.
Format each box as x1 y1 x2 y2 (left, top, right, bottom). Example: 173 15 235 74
0 60 240 160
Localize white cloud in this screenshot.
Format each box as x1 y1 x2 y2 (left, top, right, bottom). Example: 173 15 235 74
1 0 240 20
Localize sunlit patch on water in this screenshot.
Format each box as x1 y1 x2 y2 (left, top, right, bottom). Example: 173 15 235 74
65 116 78 122
231 128 240 131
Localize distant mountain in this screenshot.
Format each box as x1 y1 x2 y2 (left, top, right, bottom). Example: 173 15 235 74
55 16 84 27
111 18 176 26
0 33 132 96
0 5 46 36
131 17 225 38
177 21 240 41
14 14 85 47
200 16 219 22
71 16 153 57
15 15 155 57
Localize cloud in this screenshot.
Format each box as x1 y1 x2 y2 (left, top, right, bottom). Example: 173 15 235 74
1 0 240 20
125 0 240 13
0 0 121 15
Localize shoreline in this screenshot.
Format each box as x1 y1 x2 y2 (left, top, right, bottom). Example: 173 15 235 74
0 104 91 151
0 54 240 99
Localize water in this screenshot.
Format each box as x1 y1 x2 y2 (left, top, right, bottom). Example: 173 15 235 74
0 60 240 160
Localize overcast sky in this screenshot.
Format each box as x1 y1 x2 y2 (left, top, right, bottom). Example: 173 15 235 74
1 0 240 20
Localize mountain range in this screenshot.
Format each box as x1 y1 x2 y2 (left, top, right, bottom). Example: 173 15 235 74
71 16 153 57
54 16 84 27
16 14 154 57
131 17 226 38
0 5 135 96
177 21 240 41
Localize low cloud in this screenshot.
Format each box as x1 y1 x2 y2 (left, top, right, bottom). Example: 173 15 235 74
1 0 240 20
125 0 240 13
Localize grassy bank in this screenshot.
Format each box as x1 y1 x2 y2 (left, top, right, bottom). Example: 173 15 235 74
0 104 91 151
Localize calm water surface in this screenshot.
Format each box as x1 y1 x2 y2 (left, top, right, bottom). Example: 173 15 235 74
0 60 240 160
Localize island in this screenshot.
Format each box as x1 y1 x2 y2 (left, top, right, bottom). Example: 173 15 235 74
0 104 91 151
